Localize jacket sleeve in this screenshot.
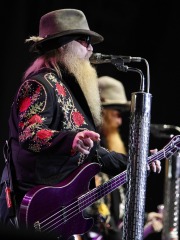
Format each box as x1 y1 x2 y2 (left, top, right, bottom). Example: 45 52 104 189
16 79 76 154
96 145 127 176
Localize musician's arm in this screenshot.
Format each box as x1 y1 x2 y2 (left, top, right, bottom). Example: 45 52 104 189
96 146 127 175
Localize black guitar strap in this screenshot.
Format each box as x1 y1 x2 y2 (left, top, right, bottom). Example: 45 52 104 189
2 138 19 228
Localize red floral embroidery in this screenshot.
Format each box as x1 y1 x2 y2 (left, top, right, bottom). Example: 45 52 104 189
56 83 66 96
19 97 31 112
28 114 42 124
35 86 41 94
19 122 25 128
37 129 53 140
72 111 84 126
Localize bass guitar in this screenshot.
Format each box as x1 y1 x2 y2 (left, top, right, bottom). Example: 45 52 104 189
19 135 180 239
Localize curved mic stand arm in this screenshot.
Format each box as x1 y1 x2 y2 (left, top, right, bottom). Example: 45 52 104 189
142 58 150 93
111 59 145 92
127 67 145 92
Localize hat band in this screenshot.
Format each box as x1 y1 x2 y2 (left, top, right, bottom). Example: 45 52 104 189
31 34 85 54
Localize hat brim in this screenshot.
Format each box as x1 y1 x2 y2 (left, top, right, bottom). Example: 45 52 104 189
102 101 131 113
30 29 104 54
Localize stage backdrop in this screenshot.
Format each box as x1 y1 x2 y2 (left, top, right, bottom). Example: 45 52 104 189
1 2 179 239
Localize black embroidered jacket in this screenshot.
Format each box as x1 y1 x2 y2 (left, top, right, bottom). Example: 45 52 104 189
4 68 127 193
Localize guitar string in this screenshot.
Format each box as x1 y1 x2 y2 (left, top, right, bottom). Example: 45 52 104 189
38 172 128 232
38 148 169 233
37 170 127 231
35 143 177 234
38 149 170 233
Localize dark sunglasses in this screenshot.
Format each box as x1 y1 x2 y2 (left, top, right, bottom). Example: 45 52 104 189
76 36 91 48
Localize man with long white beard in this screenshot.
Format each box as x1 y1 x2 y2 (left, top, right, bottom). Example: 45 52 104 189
0 9 161 240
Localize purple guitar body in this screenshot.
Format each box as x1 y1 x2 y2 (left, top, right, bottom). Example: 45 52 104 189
19 135 180 239
19 162 100 239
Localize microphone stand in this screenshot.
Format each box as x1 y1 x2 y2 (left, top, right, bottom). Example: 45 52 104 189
149 124 180 240
112 58 152 240
162 151 180 240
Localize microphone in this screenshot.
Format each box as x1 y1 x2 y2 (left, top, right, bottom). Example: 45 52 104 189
90 53 142 64
150 124 180 139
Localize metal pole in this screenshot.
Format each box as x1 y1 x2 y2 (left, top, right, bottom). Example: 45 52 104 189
122 92 152 240
162 151 180 240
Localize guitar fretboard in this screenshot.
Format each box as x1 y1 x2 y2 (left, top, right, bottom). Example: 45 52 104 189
78 136 179 211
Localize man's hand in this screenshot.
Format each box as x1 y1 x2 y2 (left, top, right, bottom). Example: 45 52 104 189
147 149 161 173
145 212 163 233
72 130 100 155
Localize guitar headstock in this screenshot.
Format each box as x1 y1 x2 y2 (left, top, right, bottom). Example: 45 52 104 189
164 135 180 159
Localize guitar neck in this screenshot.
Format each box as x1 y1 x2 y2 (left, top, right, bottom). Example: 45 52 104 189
78 135 180 211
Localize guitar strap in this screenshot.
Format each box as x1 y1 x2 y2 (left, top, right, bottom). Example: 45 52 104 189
1 138 19 228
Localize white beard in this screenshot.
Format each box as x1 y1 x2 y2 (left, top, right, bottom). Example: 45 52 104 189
60 43 102 127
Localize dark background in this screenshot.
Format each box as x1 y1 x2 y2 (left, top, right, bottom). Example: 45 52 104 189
1 1 180 239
